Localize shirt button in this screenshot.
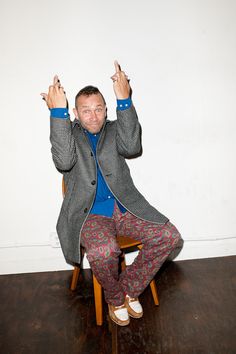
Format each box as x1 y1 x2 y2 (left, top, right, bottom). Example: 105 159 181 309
91 180 96 185
84 208 88 213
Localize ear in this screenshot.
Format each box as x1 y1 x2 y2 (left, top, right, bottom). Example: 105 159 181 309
73 108 79 119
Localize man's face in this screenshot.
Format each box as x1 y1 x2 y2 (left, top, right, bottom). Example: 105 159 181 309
73 93 106 134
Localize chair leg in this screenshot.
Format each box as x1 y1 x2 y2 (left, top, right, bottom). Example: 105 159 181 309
93 274 103 326
70 266 80 291
150 279 159 305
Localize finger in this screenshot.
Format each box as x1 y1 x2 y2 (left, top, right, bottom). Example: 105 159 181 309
40 93 48 100
53 75 59 85
114 60 121 73
49 85 55 93
58 87 66 96
120 70 127 78
111 74 118 82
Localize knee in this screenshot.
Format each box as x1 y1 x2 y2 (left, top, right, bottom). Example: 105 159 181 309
151 222 183 252
166 224 183 249
166 227 184 261
150 222 182 245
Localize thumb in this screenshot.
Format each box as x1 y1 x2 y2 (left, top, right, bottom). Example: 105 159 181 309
40 93 48 101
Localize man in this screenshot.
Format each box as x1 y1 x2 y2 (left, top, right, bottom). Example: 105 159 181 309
41 61 183 326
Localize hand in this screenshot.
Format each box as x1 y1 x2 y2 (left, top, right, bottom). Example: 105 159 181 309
40 75 67 109
111 61 130 99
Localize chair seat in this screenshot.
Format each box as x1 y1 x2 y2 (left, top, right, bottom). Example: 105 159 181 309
116 235 142 248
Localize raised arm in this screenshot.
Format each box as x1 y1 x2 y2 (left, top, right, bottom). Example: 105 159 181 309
41 76 77 171
111 61 141 157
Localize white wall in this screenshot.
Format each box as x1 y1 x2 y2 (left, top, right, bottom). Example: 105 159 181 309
0 0 235 274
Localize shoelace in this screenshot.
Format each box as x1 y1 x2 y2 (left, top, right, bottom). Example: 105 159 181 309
126 295 138 302
114 304 126 309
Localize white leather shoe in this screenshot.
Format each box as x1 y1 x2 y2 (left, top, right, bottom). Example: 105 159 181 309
125 294 143 318
108 303 130 326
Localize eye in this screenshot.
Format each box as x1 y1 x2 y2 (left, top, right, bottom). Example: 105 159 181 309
96 108 103 113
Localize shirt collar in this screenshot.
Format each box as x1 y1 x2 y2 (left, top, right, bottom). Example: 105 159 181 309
85 130 100 138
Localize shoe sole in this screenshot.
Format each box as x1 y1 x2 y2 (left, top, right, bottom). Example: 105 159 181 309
109 313 130 326
128 311 143 319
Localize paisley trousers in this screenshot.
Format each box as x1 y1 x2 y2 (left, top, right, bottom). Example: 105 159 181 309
80 203 183 306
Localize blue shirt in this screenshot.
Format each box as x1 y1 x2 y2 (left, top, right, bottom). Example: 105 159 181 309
85 130 126 217
50 97 132 217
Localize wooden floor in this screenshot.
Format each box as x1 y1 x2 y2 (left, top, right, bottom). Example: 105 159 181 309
0 256 235 354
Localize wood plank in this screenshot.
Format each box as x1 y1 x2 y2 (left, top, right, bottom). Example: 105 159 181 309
0 256 235 354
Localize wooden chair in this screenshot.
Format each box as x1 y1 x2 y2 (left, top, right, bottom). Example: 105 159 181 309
62 178 159 326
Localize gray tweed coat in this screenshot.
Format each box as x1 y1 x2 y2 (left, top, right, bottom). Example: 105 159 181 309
50 105 168 264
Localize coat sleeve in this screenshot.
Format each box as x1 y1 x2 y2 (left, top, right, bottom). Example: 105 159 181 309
50 117 77 171
116 105 142 157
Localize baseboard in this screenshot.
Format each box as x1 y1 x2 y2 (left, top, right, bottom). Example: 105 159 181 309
0 237 235 275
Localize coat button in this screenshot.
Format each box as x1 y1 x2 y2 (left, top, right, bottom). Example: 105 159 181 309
90 152 93 157
91 180 96 185
84 208 88 213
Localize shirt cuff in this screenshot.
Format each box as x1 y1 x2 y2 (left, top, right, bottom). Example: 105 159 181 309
117 98 132 111
50 108 69 118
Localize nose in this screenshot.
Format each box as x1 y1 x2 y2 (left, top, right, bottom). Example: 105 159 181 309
90 110 98 120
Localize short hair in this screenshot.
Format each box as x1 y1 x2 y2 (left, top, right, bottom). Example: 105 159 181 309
75 85 106 107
